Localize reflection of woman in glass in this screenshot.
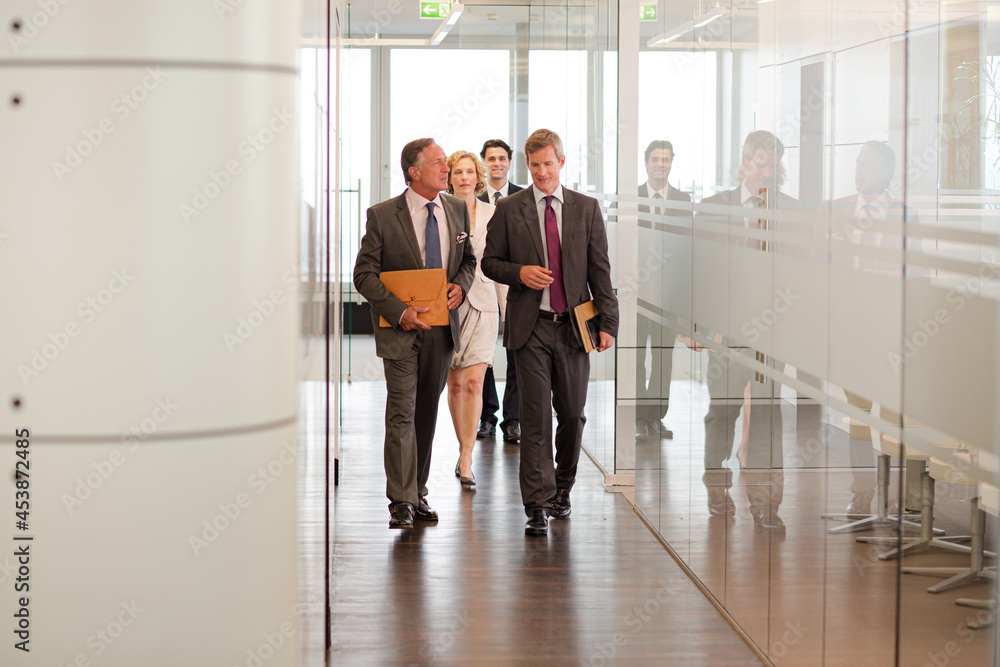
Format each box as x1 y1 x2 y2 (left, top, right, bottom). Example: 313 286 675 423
445 151 506 488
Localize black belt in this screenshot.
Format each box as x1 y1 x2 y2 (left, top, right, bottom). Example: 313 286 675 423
538 310 569 323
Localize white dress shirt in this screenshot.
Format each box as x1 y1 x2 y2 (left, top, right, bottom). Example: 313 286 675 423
532 184 564 313
404 187 451 270
485 181 510 203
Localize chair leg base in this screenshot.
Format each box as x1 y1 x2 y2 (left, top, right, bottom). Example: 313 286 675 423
901 566 997 594
873 536 974 561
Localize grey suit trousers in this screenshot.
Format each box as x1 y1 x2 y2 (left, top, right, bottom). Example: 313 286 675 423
382 327 453 508
514 317 589 516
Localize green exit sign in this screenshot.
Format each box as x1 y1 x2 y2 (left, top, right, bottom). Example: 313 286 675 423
420 2 451 19
640 4 657 20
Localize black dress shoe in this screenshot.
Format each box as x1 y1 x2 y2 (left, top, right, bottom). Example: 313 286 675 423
389 503 414 529
502 421 520 443
524 509 548 536
476 421 495 439
645 419 673 439
415 496 438 522
750 507 786 532
548 489 571 519
707 488 736 518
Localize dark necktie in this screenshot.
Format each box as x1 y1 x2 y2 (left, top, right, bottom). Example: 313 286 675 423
493 191 501 204
424 202 442 269
746 196 764 250
652 191 663 217
544 195 567 313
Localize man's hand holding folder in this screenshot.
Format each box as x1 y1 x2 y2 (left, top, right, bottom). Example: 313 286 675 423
378 268 464 330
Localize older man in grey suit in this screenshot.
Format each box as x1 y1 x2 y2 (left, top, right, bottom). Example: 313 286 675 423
482 128 619 536
354 138 477 529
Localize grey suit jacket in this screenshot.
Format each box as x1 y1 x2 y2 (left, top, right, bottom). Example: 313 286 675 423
353 191 477 360
481 186 619 351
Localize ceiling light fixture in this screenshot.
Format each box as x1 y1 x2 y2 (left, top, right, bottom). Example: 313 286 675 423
646 5 727 47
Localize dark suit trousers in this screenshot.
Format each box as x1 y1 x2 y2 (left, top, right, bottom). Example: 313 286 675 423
702 350 784 510
514 318 589 516
635 314 673 422
481 338 520 428
382 327 453 509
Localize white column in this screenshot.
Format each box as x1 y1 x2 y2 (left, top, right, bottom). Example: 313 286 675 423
615 0 640 474
1 2 301 664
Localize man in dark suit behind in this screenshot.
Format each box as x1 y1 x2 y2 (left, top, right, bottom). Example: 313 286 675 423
353 138 476 529
695 130 797 531
476 139 524 444
482 128 619 536
824 140 915 519
636 140 691 441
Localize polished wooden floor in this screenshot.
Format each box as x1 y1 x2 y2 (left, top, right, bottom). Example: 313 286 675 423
327 380 762 666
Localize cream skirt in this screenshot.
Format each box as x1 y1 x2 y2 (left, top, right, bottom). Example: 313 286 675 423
451 302 499 370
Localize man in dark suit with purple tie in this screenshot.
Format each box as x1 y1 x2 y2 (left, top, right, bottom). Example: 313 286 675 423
482 129 619 536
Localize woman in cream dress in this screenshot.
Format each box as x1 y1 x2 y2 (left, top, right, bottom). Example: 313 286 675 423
446 150 506 487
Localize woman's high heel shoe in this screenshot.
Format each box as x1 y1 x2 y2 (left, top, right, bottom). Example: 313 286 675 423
459 472 476 488
455 460 461 478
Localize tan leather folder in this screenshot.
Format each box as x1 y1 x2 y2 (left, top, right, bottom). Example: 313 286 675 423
378 268 449 327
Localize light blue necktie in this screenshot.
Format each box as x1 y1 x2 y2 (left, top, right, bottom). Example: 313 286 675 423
424 202 442 269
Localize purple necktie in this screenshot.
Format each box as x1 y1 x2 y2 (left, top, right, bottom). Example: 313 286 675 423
544 195 567 313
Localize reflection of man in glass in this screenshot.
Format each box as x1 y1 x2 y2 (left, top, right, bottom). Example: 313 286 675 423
829 141 912 268
636 141 691 439
695 130 796 531
827 140 914 517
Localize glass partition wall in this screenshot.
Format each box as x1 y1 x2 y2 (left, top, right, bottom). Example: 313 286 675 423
334 0 998 663
629 0 999 664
